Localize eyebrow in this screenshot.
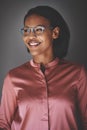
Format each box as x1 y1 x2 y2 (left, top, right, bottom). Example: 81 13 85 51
24 24 47 28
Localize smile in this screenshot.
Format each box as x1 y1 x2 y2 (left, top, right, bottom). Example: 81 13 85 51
28 41 41 46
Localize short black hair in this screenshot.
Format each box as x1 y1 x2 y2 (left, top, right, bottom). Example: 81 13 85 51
24 5 70 58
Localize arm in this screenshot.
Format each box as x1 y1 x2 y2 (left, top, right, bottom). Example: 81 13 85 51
77 66 87 130
0 73 17 130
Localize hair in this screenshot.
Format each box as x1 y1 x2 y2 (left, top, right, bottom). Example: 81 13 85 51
24 5 70 58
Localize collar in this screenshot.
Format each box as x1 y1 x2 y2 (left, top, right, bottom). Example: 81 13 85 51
30 57 59 68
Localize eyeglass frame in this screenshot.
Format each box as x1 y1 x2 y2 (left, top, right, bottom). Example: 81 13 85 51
19 25 53 36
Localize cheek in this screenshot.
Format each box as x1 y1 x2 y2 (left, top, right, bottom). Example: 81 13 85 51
23 37 27 43
23 37 29 47
41 32 53 42
44 34 53 44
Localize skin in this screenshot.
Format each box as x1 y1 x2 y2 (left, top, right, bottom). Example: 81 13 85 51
23 14 60 65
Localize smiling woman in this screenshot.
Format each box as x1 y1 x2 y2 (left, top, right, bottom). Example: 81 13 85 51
0 5 87 130
22 14 57 63
23 6 70 60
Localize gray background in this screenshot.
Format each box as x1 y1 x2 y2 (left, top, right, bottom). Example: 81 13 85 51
0 0 87 98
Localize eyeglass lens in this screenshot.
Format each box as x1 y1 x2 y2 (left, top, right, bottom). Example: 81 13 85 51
21 26 45 36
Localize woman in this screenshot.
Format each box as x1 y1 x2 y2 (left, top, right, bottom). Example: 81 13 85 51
0 5 87 130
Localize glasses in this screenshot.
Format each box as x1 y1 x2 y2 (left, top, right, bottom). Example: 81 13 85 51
20 25 53 36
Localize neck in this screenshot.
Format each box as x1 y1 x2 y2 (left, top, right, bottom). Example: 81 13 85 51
33 54 55 65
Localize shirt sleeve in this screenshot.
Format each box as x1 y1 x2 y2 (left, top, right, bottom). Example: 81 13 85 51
77 66 87 130
0 73 17 130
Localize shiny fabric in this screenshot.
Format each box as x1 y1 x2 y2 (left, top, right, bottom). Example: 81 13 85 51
0 58 87 130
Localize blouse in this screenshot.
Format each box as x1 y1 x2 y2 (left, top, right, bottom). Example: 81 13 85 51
0 58 87 130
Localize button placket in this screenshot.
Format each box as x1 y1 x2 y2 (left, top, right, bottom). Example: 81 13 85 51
40 71 50 130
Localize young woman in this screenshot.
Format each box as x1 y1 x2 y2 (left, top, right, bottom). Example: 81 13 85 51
0 6 87 130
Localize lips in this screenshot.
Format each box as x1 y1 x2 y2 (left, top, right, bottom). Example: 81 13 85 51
28 40 41 47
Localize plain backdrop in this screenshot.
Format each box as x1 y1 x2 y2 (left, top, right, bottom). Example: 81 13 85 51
0 0 87 98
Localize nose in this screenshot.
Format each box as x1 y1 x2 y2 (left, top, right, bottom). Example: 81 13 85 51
23 28 36 42
26 28 36 38
29 31 36 37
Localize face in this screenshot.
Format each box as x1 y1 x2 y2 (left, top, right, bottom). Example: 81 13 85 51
23 14 59 57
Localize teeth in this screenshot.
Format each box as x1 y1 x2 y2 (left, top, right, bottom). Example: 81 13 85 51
29 42 40 46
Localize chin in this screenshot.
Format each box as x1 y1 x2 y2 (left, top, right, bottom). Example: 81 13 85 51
30 51 39 57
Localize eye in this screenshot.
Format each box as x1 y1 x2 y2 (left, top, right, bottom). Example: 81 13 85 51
22 28 30 36
35 26 45 34
24 28 29 33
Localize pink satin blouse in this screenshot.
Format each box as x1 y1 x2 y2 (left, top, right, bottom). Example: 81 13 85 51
0 58 87 130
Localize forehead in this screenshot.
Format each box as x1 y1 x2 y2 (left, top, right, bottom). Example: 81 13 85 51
24 14 50 27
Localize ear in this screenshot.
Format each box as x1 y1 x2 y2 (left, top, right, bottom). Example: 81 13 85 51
52 26 60 39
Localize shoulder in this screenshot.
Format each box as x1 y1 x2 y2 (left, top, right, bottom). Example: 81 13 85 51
58 58 87 78
59 58 84 70
5 61 31 80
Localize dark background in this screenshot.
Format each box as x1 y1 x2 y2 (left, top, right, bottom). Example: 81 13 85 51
0 0 87 98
